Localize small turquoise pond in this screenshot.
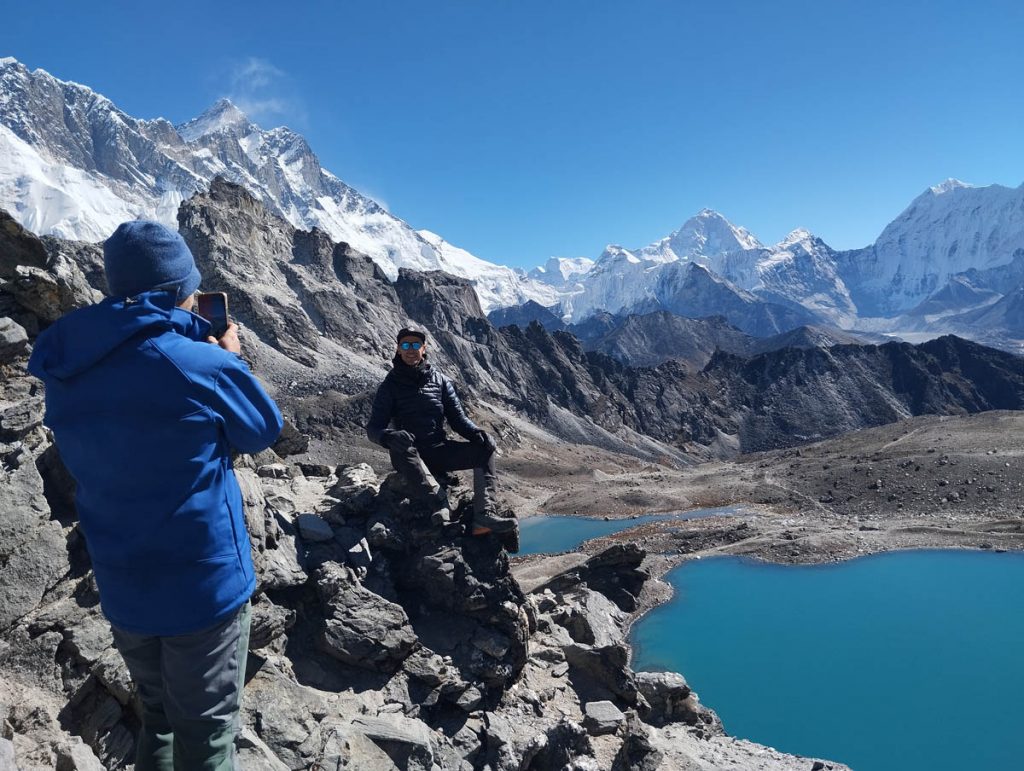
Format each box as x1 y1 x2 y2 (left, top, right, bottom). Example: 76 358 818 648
631 550 1024 771
518 506 742 556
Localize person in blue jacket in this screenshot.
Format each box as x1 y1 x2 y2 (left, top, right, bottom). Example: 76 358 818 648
28 220 283 771
366 326 518 542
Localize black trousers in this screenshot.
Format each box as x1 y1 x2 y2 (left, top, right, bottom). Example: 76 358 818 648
389 440 497 513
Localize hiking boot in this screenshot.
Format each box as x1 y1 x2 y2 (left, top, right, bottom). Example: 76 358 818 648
471 507 518 536
428 489 450 525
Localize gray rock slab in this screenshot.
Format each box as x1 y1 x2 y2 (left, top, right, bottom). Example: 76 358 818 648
0 317 28 362
635 670 693 726
0 737 15 771
257 463 291 479
64 614 114 664
0 520 70 631
583 700 625 735
351 715 433 770
316 720 399 770
55 740 106 771
511 553 589 594
236 727 292 771
296 512 334 542
92 648 133 706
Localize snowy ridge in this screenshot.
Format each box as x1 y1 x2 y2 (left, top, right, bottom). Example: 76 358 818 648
417 230 560 310
0 58 554 312
838 179 1024 315
528 256 595 285
547 183 1021 336
558 210 853 325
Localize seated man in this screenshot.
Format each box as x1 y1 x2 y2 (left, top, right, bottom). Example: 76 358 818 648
367 326 516 540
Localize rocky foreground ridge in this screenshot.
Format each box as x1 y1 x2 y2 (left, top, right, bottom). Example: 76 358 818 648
0 374 845 768
0 206 857 768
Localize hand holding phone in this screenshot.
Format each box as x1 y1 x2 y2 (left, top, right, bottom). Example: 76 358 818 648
196 292 241 354
196 292 229 338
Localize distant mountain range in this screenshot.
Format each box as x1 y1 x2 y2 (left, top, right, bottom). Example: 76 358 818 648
1 57 1022 352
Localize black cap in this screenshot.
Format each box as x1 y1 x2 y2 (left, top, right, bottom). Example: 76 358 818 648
397 326 427 343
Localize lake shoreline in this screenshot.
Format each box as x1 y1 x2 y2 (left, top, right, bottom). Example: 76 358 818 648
512 411 1024 630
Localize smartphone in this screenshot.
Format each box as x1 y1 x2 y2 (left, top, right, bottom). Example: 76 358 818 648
196 292 229 338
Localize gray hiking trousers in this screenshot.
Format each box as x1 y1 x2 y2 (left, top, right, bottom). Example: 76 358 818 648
390 439 497 513
111 601 251 771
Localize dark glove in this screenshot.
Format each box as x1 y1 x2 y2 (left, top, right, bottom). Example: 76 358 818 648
472 430 497 454
382 430 415 451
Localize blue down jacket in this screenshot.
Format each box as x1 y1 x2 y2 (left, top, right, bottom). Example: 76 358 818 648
366 358 479 448
27 291 283 635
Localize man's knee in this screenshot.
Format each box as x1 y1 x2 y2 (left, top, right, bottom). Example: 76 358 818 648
390 446 424 474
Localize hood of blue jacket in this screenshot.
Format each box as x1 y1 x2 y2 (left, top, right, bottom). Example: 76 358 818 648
28 290 211 382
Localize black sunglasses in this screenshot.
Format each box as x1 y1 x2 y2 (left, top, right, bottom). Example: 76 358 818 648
399 341 423 351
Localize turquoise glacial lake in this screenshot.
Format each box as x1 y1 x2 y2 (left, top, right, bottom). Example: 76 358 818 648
631 550 1024 771
518 506 741 556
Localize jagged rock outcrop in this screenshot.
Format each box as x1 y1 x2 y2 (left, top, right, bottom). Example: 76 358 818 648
572 311 754 369
488 300 566 333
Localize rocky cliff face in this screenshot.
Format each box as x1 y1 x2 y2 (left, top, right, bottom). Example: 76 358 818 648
570 312 753 370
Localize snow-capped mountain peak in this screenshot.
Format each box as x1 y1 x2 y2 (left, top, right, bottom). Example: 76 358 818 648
0 57 559 312
776 228 815 248
177 98 250 141
929 178 974 195
844 179 1024 315
669 209 763 256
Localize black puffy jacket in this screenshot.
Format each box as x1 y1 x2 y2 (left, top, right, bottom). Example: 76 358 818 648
366 358 480 448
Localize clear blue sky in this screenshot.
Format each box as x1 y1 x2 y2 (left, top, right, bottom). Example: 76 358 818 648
4 0 1023 268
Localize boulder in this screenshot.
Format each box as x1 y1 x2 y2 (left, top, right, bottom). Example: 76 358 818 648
257 463 291 479
295 512 334 543
298 462 333 477
522 719 594 771
611 715 663 771
562 643 639 705
326 463 381 521
270 419 308 457
0 210 49 279
582 700 625 736
0 737 15 770
236 727 293 771
537 543 649 612
351 715 434 771
635 671 694 726
0 317 28 362
551 587 624 647
0 398 44 441
0 520 70 632
316 563 417 672
311 720 400 770
248 598 296 650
